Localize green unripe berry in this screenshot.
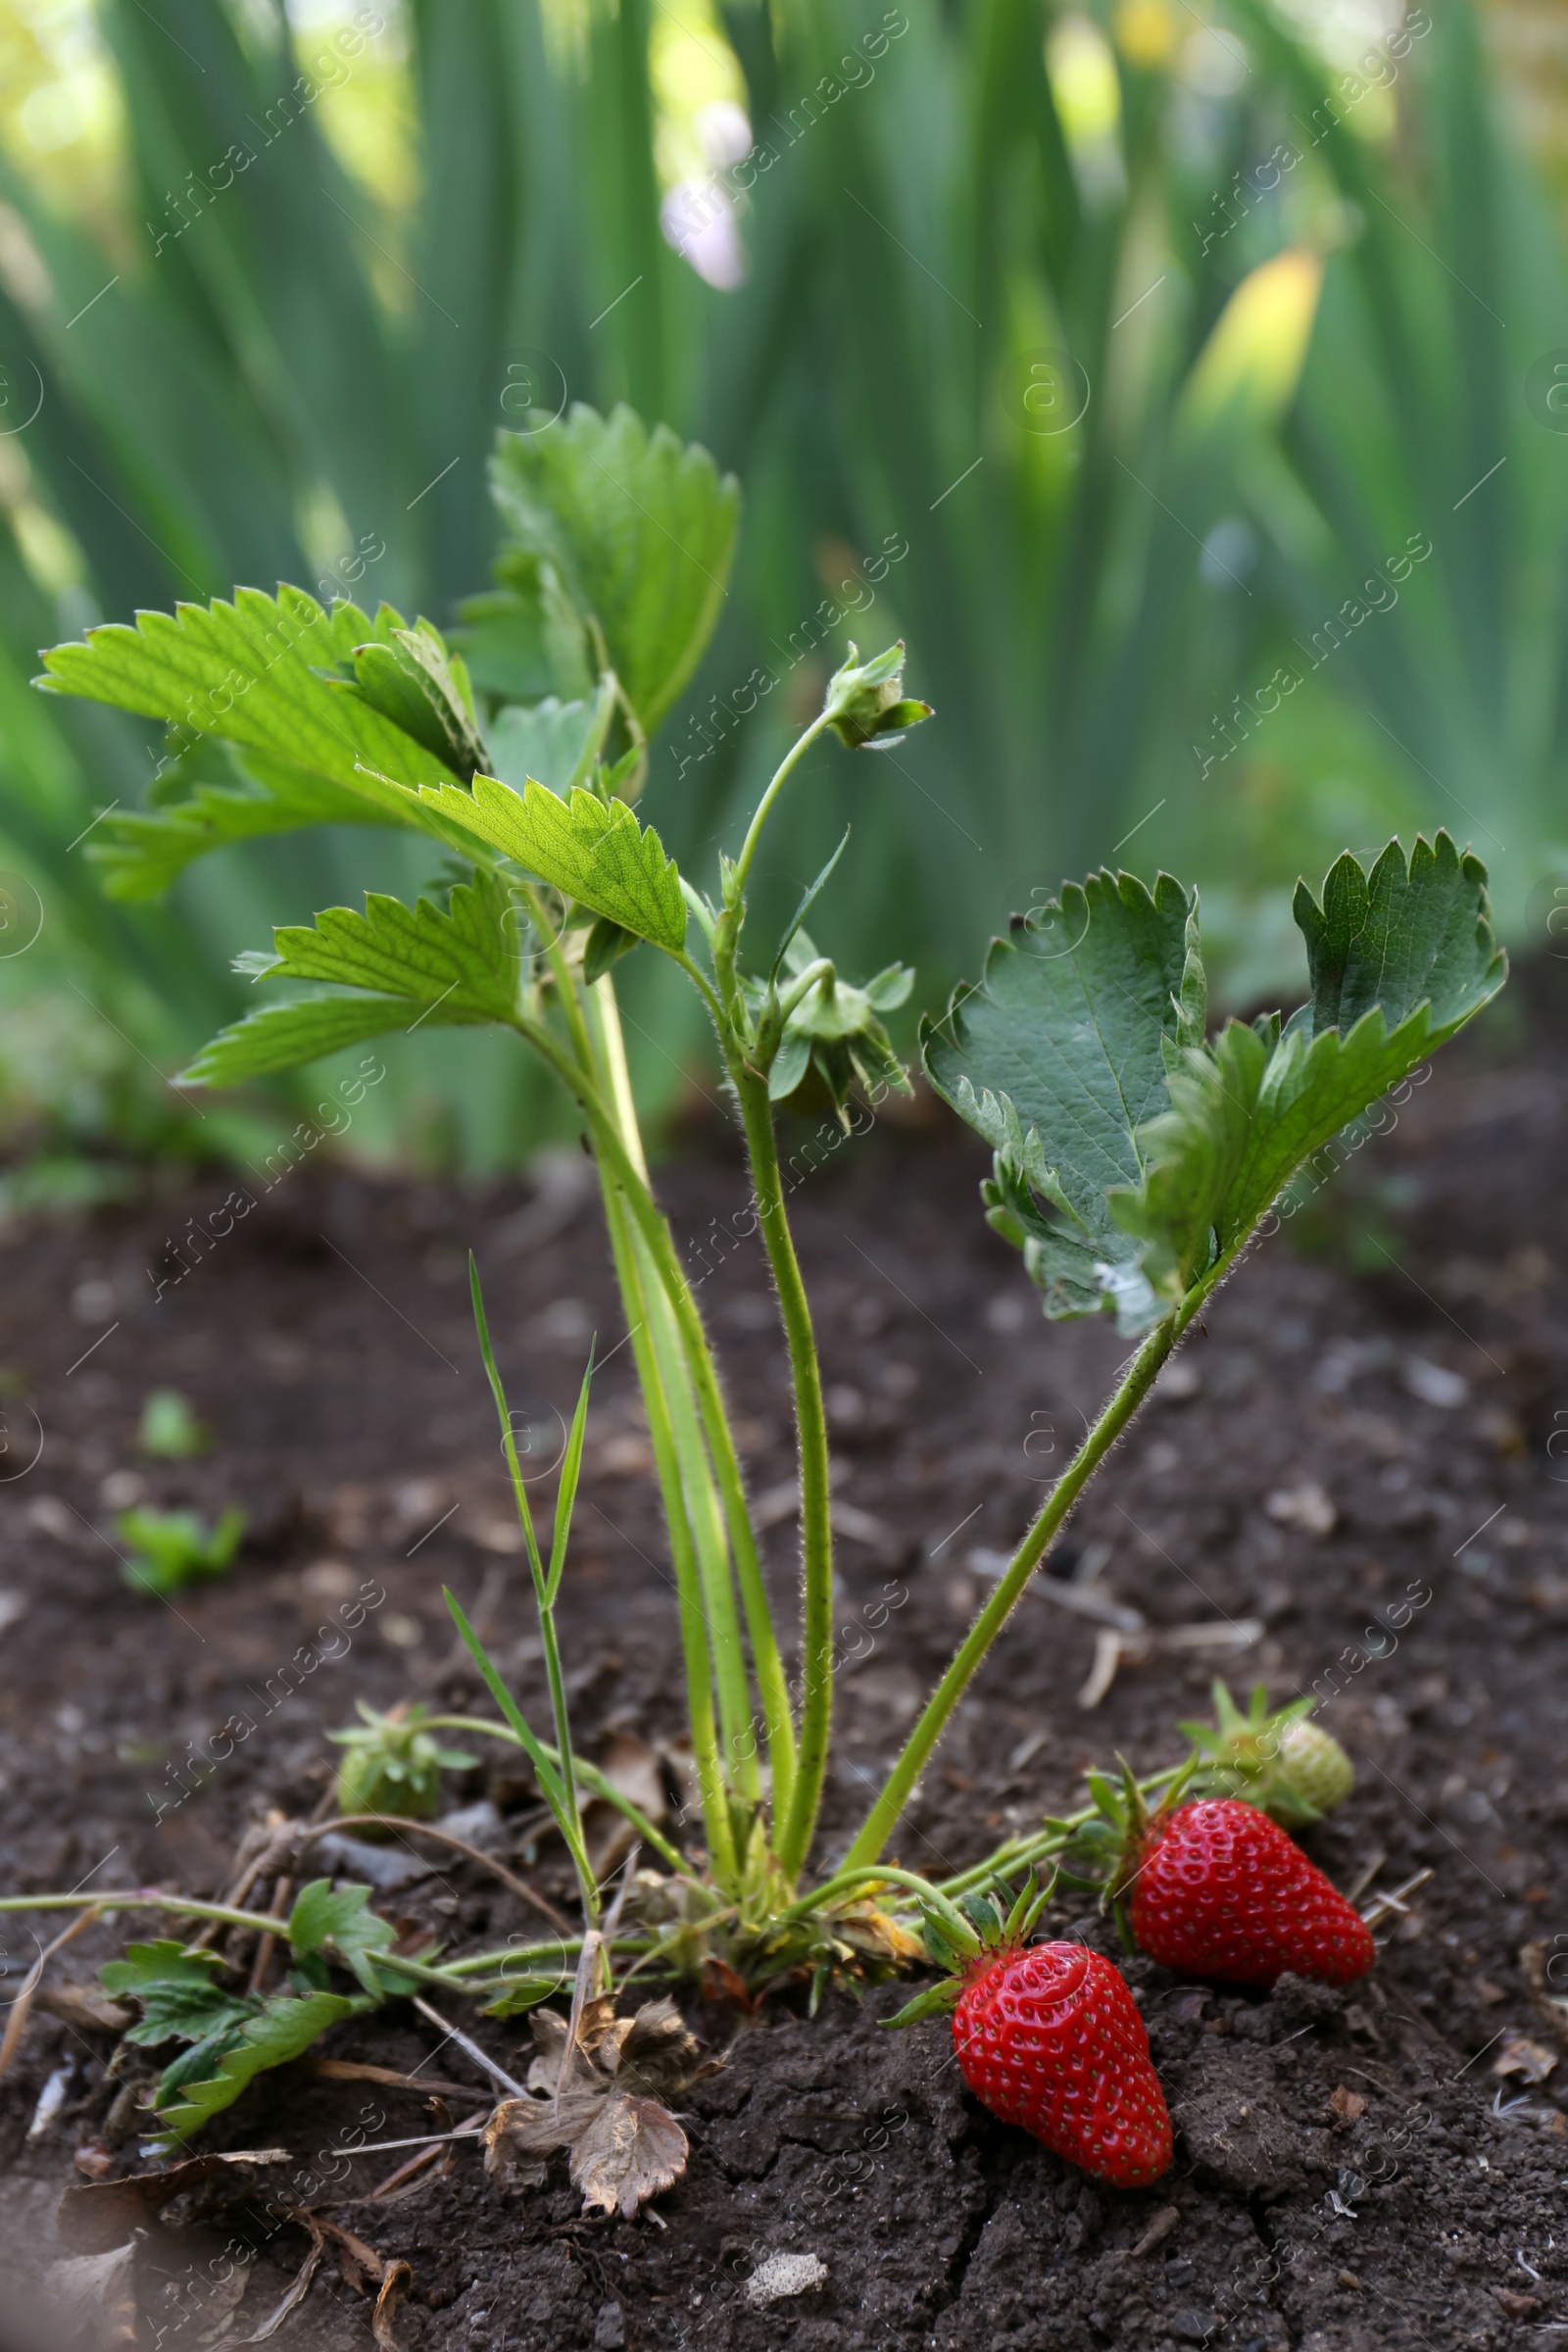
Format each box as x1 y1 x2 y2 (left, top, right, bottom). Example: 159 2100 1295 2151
1181 1682 1353 1829
1278 1718 1354 1817
327 1702 476 1829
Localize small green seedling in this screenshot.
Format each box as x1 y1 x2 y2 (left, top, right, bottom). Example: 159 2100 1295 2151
118 1504 245 1595
138 1387 209 1458
328 1700 477 1823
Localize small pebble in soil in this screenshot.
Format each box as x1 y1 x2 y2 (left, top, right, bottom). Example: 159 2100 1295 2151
1172 2313 1219 2345
744 2252 827 2308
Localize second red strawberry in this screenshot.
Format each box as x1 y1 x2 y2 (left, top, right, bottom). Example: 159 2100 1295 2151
1127 1795 1375 1987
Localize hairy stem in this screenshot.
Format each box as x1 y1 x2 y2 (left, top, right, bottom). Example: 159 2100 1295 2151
934 1764 1192 1897
514 903 753 1856
729 711 835 907
553 984 797 1807
841 1304 1198 1872
774 1865 976 1947
732 1066 835 1883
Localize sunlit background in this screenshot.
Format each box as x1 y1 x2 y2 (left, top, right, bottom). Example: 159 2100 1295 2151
0 0 1563 1191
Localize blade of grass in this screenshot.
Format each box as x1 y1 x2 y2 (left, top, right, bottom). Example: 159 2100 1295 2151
547 1340 595 1606
442 1586 598 1925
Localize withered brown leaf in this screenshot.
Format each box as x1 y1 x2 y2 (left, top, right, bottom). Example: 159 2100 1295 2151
569 2091 688 2219
483 1995 707 2215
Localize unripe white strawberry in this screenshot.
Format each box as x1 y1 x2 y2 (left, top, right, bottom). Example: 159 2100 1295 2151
1279 1717 1354 1816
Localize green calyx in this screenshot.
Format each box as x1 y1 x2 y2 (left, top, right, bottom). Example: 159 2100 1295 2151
822 640 933 750
1055 1754 1202 1950
883 1870 1057 2030
1182 1681 1352 1827
747 928 913 1123
328 1700 477 1825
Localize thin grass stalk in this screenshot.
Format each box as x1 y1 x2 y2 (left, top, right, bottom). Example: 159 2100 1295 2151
420 1717 696 1879
469 1268 598 1927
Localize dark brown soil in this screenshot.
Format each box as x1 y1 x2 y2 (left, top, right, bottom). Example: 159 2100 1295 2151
3 966 1568 2351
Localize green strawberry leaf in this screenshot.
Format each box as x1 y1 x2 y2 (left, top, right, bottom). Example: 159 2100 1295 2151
490 404 740 735
179 996 429 1087
265 868 520 1018
923 872 1194 1327
1110 835 1505 1305
932 838 1503 1329
86 743 486 905
180 868 522 1086
100 1942 255 2048
350 621 489 781
481 1976 564 2018
486 685 615 800
416 777 686 953
1293 829 1504 1041
456 551 596 707
286 1880 397 1997
87 758 414 905
1104 1016 1274 1303
152 1988 370 2143
36 588 463 794
154 2018 259 2098
582 915 639 985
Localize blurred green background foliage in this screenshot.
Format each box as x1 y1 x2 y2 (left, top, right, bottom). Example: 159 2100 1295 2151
0 0 1562 1184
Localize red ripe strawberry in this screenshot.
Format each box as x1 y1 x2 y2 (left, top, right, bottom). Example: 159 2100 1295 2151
953 1939 1172 2187
1128 1796 1374 1988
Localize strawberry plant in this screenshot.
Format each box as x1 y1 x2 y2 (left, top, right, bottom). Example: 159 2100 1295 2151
2 399 1506 2164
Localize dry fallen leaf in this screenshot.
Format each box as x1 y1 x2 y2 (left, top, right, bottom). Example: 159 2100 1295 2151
190 2259 252 2347
485 1995 708 2217
38 1984 134 2034
1329 2083 1369 2123
570 2091 688 2219
232 2222 325 2347
836 1904 928 1967
1493 2031 1558 2083
372 2260 414 2350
